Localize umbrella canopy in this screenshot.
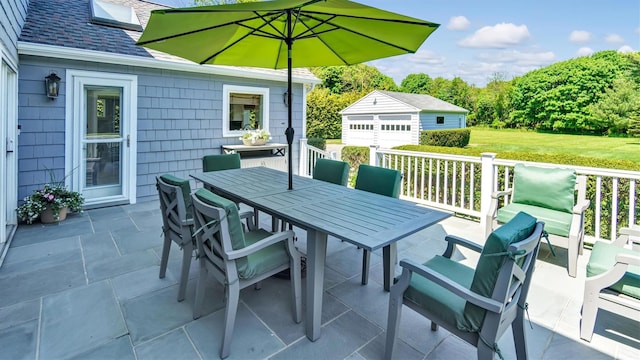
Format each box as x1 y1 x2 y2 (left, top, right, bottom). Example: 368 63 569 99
137 0 439 189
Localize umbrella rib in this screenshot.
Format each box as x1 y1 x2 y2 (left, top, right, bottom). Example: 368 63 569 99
302 9 438 27
137 11 285 46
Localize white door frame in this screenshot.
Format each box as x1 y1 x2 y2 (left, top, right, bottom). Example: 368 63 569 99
0 43 18 248
65 70 137 206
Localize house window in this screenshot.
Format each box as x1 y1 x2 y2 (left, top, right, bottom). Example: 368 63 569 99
436 116 445 125
222 85 269 137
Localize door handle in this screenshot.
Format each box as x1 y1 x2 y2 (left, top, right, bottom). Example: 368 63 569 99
127 135 130 147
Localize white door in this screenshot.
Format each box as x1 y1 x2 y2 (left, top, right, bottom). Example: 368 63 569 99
1 57 18 245
66 71 137 206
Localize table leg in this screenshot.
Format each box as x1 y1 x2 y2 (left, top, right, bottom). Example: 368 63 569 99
306 229 327 341
382 243 397 291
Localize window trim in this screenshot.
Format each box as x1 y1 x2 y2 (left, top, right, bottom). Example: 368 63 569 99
436 116 445 125
222 84 270 138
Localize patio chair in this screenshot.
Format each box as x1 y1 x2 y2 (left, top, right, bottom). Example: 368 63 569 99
313 158 350 186
202 152 257 226
485 163 590 277
156 174 195 302
276 158 350 232
355 164 402 285
385 212 545 360
580 225 640 342
202 153 241 172
191 188 302 359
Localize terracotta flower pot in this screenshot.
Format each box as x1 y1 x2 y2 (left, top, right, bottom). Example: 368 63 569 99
40 206 68 223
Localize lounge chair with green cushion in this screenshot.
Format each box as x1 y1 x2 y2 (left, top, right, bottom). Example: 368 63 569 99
485 163 590 277
355 164 402 285
385 212 545 360
191 188 302 359
156 174 195 302
580 225 640 342
313 158 350 186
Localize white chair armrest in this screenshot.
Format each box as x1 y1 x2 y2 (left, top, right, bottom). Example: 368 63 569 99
491 189 512 199
573 199 590 215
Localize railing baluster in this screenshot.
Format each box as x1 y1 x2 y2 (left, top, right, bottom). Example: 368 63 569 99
595 176 602 240
444 160 449 205
420 157 425 201
428 158 433 202
461 162 466 210
630 179 636 226
612 178 619 241
414 155 418 198
470 163 475 211
436 159 441 203
452 161 457 207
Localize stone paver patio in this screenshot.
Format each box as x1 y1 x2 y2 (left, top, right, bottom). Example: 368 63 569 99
0 200 638 359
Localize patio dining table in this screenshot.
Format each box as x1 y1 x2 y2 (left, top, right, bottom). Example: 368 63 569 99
191 167 451 341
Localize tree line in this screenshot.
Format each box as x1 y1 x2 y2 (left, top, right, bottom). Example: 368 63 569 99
306 50 640 139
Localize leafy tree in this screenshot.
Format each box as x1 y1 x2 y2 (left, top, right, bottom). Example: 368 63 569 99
400 73 432 94
306 88 364 139
509 52 629 133
311 64 397 95
588 78 640 135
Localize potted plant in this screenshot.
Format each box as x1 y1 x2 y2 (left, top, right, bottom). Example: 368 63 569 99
17 173 84 224
240 129 271 146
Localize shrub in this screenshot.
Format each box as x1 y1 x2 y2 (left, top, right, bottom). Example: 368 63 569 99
419 129 470 147
341 146 369 186
307 137 326 150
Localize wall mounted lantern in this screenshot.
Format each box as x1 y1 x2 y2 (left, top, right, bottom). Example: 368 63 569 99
45 73 61 100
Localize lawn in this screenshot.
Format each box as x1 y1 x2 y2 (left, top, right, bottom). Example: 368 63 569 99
467 128 640 164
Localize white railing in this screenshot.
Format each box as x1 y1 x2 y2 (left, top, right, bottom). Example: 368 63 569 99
298 138 338 177
370 147 639 242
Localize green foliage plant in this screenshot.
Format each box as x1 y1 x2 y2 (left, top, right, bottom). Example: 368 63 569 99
419 129 470 147
341 146 369 186
17 168 84 224
307 137 326 150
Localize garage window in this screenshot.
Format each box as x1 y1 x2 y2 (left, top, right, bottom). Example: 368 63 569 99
436 116 445 125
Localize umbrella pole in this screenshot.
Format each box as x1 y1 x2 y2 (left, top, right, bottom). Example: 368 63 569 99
286 10 294 190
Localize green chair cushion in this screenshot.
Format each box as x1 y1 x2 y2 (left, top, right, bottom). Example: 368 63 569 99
497 203 572 237
194 189 245 250
355 164 401 198
203 153 241 172
313 158 349 186
236 229 289 279
465 211 537 331
587 241 640 299
403 255 475 331
511 164 576 214
159 174 193 219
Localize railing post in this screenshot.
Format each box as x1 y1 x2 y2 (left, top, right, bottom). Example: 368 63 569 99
369 145 379 166
299 138 309 177
480 152 497 235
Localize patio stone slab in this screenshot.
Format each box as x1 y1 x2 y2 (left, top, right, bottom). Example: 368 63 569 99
0 319 37 360
122 280 224 344
0 247 81 278
12 218 93 246
239 277 305 345
68 336 135 360
186 302 285 360
40 280 127 359
271 310 382 360
112 265 177 301
358 332 425 360
112 226 163 254
0 299 40 331
86 249 158 283
80 231 120 262
2 235 79 265
129 209 162 231
135 328 200 360
0 260 86 307
425 334 476 359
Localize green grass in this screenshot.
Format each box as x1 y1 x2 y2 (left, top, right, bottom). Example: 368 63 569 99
326 139 342 145
468 128 640 164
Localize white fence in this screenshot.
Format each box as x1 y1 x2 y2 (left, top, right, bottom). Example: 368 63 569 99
298 139 338 177
371 147 639 242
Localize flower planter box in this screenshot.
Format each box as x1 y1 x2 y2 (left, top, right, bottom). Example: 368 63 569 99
40 206 68 223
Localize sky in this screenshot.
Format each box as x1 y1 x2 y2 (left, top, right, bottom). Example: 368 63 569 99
150 0 640 87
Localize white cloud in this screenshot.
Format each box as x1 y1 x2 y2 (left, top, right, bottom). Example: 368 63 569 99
605 34 624 44
576 47 594 56
569 30 591 43
406 50 446 65
458 23 530 48
618 45 635 53
447 16 470 31
476 50 555 66
636 27 640 34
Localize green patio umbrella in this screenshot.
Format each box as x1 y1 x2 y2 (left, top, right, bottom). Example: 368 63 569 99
137 0 439 189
